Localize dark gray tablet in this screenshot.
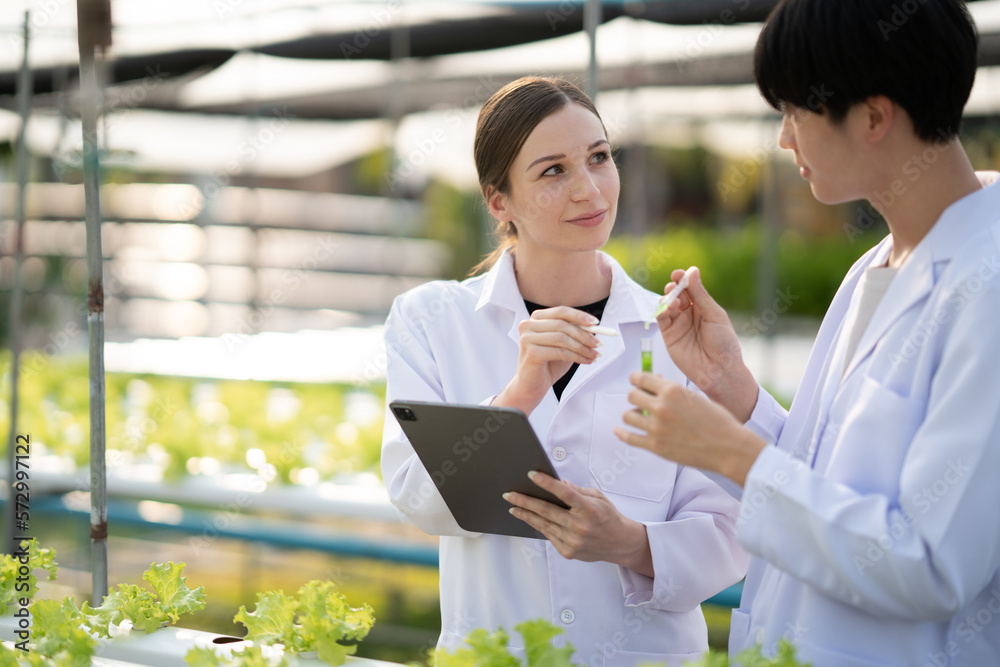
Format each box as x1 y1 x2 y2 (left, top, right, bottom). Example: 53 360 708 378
389 400 569 539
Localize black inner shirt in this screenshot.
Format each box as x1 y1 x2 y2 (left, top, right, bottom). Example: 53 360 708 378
522 297 610 400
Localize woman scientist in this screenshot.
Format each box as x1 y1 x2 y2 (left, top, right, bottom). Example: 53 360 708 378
617 0 1000 665
380 76 747 666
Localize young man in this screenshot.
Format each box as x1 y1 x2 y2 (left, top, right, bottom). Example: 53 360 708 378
615 0 1000 665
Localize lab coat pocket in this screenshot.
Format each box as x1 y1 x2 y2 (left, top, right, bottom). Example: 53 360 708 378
824 376 927 495
601 648 703 667
590 393 677 502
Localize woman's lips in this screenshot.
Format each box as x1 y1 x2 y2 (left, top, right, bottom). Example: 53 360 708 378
566 209 607 227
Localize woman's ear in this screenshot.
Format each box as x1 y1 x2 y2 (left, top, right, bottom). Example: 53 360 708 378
485 186 510 224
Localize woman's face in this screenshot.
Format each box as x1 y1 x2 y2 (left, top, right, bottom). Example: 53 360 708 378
490 103 619 257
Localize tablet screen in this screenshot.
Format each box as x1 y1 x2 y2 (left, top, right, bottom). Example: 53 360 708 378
390 400 568 539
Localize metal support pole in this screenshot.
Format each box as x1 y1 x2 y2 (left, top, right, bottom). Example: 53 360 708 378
386 1 409 229
584 0 601 101
76 0 112 605
5 11 32 557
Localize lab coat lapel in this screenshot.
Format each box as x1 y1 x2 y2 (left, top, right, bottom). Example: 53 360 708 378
475 251 646 425
559 320 625 404
804 279 872 466
474 250 528 347
840 251 934 381
801 240 891 466
842 182 1000 380
475 249 560 434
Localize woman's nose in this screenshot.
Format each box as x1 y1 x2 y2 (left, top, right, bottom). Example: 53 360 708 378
571 169 600 201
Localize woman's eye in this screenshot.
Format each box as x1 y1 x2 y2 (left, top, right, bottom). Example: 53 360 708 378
592 150 610 164
541 164 563 176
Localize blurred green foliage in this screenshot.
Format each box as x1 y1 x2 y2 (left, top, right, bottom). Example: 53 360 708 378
420 180 490 280
604 220 887 318
0 352 385 483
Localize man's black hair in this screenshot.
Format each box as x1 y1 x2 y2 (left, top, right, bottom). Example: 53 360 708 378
754 0 978 142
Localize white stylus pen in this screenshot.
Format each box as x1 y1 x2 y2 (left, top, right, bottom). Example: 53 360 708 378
644 266 695 329
581 325 620 336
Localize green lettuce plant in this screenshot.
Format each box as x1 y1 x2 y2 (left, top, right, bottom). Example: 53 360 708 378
80 561 207 636
434 619 575 667
21 598 97 667
0 539 58 616
233 580 375 665
432 619 811 667
1 545 207 666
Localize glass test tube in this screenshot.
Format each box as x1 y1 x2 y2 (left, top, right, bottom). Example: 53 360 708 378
641 338 653 373
641 338 653 415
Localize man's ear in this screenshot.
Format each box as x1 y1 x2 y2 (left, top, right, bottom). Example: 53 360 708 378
486 186 510 223
863 95 896 144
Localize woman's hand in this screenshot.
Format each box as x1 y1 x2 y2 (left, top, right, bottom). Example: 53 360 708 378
655 267 758 423
616 372 766 486
504 472 653 577
494 307 601 416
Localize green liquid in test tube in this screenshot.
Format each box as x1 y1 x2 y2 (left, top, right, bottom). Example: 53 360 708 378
641 339 653 415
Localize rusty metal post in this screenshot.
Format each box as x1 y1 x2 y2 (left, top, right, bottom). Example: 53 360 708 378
76 0 112 605
4 11 32 557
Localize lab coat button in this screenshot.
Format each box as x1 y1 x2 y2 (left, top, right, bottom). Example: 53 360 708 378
552 447 567 461
560 609 575 624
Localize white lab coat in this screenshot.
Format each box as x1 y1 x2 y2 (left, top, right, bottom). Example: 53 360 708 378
731 182 1000 666
381 250 748 667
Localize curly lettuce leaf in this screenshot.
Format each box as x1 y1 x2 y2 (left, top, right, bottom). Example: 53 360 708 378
295 580 374 665
516 619 575 667
143 561 207 623
29 538 59 575
81 583 164 634
233 581 374 666
734 640 811 667
26 538 59 598
0 539 59 615
676 640 810 667
340 600 376 642
0 643 19 667
80 562 205 635
435 628 521 667
435 619 576 667
29 597 97 667
675 651 730 667
432 619 808 667
235 590 297 646
770 639 811 667
0 555 17 616
185 646 223 667
293 582 347 662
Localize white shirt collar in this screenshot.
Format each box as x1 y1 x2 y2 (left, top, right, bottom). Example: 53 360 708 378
475 248 651 325
925 181 1000 265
